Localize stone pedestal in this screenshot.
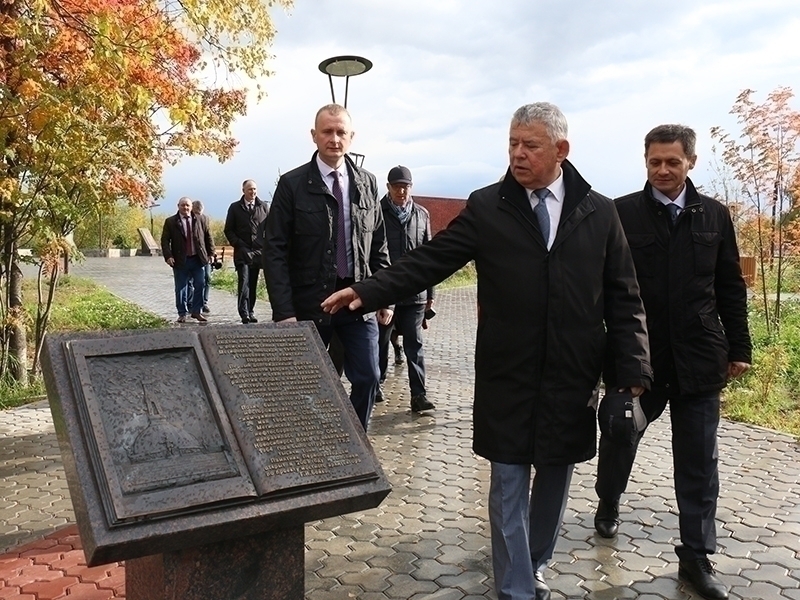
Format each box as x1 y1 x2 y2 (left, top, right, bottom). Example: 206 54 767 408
126 526 304 600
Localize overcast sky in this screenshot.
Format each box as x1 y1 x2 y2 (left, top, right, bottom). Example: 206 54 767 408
162 0 800 218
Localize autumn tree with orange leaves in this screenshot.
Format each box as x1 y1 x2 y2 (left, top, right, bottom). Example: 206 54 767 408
0 0 291 382
711 87 800 337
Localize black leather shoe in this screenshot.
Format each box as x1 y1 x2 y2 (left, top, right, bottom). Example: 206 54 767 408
533 571 551 600
411 394 435 412
241 317 250 324
248 314 258 323
202 305 211 314
375 386 385 403
679 557 728 599
394 344 404 365
594 498 620 538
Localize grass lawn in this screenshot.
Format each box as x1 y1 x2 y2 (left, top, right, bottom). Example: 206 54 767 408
0 276 167 410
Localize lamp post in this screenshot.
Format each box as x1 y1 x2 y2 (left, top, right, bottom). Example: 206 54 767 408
148 202 160 234
318 55 373 109
318 55 372 167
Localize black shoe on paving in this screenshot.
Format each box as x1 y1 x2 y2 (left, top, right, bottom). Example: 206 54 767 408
241 317 250 324
394 344 404 365
594 498 620 538
248 315 258 323
202 305 210 314
375 386 384 403
533 571 551 600
679 557 728 600
411 394 435 412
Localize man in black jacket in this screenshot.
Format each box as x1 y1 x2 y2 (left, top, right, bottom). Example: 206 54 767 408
161 197 215 323
263 104 391 430
322 103 651 600
377 165 435 413
593 125 752 600
224 179 269 323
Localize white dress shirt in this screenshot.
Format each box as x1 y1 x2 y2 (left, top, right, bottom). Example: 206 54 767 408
652 185 687 213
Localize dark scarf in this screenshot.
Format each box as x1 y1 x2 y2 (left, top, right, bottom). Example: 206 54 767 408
389 197 414 225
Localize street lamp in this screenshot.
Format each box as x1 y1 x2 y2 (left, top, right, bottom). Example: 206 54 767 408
318 55 372 167
318 55 373 109
147 202 160 234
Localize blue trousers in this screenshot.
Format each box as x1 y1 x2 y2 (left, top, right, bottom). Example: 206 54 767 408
187 264 211 308
315 310 380 430
489 462 574 600
173 256 205 316
596 389 720 560
379 304 426 397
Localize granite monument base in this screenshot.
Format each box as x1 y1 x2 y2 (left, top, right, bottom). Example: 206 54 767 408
126 525 303 600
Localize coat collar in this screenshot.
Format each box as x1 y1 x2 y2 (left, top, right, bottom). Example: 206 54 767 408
643 177 702 209
239 195 264 208
498 158 594 248
306 152 368 205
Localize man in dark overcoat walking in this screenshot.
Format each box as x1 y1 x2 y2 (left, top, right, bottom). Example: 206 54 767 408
322 102 652 600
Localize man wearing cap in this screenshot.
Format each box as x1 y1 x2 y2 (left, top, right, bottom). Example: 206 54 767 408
377 166 435 413
263 104 391 430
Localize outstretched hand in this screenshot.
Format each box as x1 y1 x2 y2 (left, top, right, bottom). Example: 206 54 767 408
322 287 363 314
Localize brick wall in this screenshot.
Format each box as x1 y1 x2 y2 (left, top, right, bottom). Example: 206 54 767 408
414 196 466 235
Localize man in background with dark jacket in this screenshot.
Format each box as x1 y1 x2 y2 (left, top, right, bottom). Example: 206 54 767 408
263 104 391 430
377 165 435 413
322 102 651 600
593 124 751 600
161 196 215 323
224 179 269 323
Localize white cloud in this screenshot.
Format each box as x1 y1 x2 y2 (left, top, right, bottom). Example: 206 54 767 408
163 0 800 217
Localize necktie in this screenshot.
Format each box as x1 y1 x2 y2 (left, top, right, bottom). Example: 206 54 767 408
331 171 349 277
533 188 550 247
184 216 194 256
666 202 680 225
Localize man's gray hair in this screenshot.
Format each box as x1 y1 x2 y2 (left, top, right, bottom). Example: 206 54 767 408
511 103 568 142
644 124 697 157
192 200 204 213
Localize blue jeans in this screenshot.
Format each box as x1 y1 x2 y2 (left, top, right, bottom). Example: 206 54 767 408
489 462 573 600
173 256 205 316
187 264 211 308
315 311 380 431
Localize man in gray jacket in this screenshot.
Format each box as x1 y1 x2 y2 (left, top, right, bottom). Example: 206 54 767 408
377 165 435 413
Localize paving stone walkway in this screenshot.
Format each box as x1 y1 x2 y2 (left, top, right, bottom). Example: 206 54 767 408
1 256 799 599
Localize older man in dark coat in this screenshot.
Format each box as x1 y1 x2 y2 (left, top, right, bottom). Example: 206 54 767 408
161 196 215 323
322 102 652 600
